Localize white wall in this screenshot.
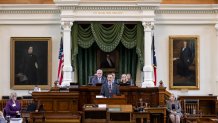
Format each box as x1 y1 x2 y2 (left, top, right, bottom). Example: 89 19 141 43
1 24 216 98
0 4 218 99
0 24 61 98
155 24 217 97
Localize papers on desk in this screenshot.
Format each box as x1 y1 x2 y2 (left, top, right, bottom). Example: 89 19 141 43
108 107 121 112
96 95 105 98
98 104 107 108
10 118 23 123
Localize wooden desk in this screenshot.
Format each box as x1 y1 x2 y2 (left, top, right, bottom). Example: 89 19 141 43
94 95 127 105
133 107 166 123
83 104 133 123
83 104 107 123
133 112 150 123
31 92 80 123
21 111 30 123
107 105 133 123
178 96 217 117
145 107 166 123
32 92 79 113
69 86 168 111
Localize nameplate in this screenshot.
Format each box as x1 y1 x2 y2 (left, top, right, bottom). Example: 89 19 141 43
108 107 121 112
96 95 105 98
98 104 107 108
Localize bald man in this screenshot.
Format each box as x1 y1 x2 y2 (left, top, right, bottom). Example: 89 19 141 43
91 69 106 86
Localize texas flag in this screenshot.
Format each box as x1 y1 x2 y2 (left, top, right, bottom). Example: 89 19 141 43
151 34 157 86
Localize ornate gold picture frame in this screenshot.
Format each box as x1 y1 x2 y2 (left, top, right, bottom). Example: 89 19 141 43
97 49 119 74
169 35 199 90
10 37 52 90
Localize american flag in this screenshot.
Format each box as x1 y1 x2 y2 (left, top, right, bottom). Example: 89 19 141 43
152 34 157 86
58 38 64 85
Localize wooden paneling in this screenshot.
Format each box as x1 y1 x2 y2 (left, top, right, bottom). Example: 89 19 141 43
30 92 81 122
69 86 168 111
32 92 79 113
41 100 54 112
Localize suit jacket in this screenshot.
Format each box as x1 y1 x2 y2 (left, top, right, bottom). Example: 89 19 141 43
100 82 120 98
166 100 182 116
5 99 21 118
0 118 6 123
91 76 106 86
112 79 118 85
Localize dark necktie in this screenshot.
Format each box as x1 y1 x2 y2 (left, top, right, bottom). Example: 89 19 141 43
109 84 112 93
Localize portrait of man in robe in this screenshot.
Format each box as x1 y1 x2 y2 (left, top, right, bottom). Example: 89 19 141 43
97 49 119 74
10 37 52 90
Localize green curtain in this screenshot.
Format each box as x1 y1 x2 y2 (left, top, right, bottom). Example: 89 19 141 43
91 22 124 52
117 44 137 82
71 22 144 84
77 44 97 85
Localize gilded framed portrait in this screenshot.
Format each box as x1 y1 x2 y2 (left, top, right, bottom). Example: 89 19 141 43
10 37 52 90
97 49 119 74
169 35 199 90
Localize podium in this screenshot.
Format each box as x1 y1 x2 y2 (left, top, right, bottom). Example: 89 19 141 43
107 105 132 123
94 95 127 105
83 104 132 123
83 104 107 123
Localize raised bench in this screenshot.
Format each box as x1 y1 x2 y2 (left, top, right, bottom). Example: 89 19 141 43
28 112 81 123
45 113 81 123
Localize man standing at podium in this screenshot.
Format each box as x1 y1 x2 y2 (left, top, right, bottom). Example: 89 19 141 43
100 73 120 98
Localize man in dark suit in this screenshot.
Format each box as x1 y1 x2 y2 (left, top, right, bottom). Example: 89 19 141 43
100 74 120 98
91 69 106 86
177 41 192 77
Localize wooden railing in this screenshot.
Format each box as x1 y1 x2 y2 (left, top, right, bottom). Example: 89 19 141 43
0 98 33 111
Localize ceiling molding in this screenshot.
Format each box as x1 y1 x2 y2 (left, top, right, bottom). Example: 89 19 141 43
0 4 218 24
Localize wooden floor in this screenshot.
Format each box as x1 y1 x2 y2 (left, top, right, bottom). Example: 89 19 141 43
185 117 218 123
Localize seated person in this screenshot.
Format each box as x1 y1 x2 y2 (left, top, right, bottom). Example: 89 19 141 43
166 94 182 123
0 111 6 123
126 73 134 86
118 74 130 85
26 99 44 112
4 92 21 118
111 72 118 84
91 69 106 86
100 73 120 98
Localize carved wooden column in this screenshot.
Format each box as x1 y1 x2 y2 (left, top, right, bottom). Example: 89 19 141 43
61 21 73 87
141 21 154 87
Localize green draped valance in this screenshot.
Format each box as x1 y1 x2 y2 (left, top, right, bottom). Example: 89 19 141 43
71 22 144 69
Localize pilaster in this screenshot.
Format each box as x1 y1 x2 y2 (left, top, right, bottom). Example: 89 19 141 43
61 21 74 87
141 21 155 87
